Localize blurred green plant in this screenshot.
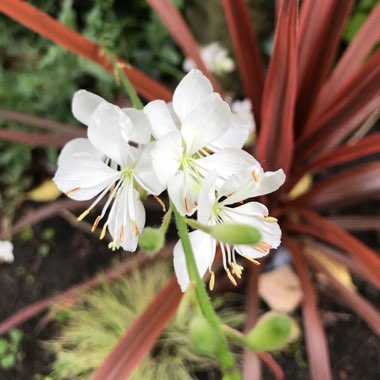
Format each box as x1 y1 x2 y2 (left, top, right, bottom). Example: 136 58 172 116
0 329 23 370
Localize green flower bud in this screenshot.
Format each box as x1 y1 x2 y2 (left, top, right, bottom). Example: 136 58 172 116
189 316 220 355
245 312 294 352
210 223 261 245
138 227 165 254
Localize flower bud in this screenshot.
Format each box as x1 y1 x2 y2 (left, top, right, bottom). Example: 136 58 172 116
189 316 220 355
210 223 261 245
138 227 165 254
245 312 294 352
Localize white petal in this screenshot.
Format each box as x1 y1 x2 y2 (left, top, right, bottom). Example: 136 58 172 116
72 90 105 125
143 100 178 140
207 115 250 152
88 102 133 166
197 171 218 224
196 148 258 186
172 69 213 122
54 139 120 201
151 131 183 187
123 108 152 145
181 93 231 154
168 171 200 216
173 230 216 292
134 143 165 195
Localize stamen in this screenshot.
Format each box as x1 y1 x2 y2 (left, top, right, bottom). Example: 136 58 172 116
91 216 101 232
225 267 237 286
119 225 125 241
209 271 215 291
65 187 81 196
254 245 268 253
184 197 190 213
131 220 140 237
242 255 261 265
263 216 278 222
100 223 108 240
252 170 260 184
154 196 166 212
77 209 90 221
259 241 273 249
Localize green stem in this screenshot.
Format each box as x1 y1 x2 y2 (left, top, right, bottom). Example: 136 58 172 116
160 207 173 235
172 203 242 380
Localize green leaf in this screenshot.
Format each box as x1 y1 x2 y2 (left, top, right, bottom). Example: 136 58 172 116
1 354 16 370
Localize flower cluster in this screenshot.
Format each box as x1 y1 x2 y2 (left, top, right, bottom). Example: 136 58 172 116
54 69 285 290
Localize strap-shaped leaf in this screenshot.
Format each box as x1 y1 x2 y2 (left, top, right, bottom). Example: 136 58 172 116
0 0 171 101
256 0 297 173
0 129 70 147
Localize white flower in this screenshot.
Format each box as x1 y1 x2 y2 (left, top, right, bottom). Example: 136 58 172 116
0 241 14 264
183 42 235 76
144 70 253 216
173 168 285 292
54 91 163 252
231 99 256 135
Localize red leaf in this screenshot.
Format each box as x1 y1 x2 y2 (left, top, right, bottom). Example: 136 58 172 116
296 0 354 131
0 128 70 147
284 235 332 380
0 109 84 137
292 162 380 210
256 0 297 173
308 3 380 125
222 0 265 126
91 277 181 380
327 215 380 232
0 0 172 101
257 352 285 380
305 249 380 336
283 210 380 287
296 50 380 161
147 0 223 95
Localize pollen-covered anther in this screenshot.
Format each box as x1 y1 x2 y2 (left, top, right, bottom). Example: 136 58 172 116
254 244 268 253
259 241 272 249
100 223 108 240
209 270 215 291
91 216 101 232
65 187 81 196
263 216 278 222
119 225 125 241
243 255 261 266
153 196 166 212
231 262 244 279
77 209 90 221
225 267 238 286
252 170 260 184
131 220 140 237
184 197 190 213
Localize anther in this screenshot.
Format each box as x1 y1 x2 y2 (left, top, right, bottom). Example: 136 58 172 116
131 220 140 237
254 245 268 253
243 255 261 266
225 268 238 286
184 197 190 213
252 170 260 184
263 216 278 222
91 216 101 232
100 223 108 240
77 209 90 221
65 187 81 196
154 196 166 212
259 241 272 249
209 271 215 291
119 225 125 241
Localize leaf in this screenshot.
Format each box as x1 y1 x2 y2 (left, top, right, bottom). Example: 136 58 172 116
146 0 223 94
27 180 62 202
222 0 265 126
256 0 297 173
296 0 354 131
0 129 70 147
257 352 285 380
284 236 332 380
0 0 171 101
258 265 303 313
91 276 181 380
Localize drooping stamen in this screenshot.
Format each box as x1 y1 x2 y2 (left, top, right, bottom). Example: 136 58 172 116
252 170 260 184
100 223 108 240
184 197 190 213
263 216 278 222
225 267 237 286
209 271 215 291
131 220 140 237
242 255 261 266
259 241 272 249
65 187 81 196
154 196 166 212
119 225 125 241
254 245 267 253
77 209 90 221
92 216 101 232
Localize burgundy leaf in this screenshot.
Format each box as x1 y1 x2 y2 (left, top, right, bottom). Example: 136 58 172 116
0 128 70 147
256 0 297 173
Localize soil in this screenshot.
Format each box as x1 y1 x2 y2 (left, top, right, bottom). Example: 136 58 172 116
0 215 379 380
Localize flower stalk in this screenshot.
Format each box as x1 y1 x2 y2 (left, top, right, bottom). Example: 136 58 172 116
172 202 242 380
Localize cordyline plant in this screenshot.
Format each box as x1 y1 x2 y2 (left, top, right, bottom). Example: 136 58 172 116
0 0 380 379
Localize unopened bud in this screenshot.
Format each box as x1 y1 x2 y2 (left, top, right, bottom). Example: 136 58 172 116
210 223 261 245
138 227 164 254
245 312 294 352
189 316 220 355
